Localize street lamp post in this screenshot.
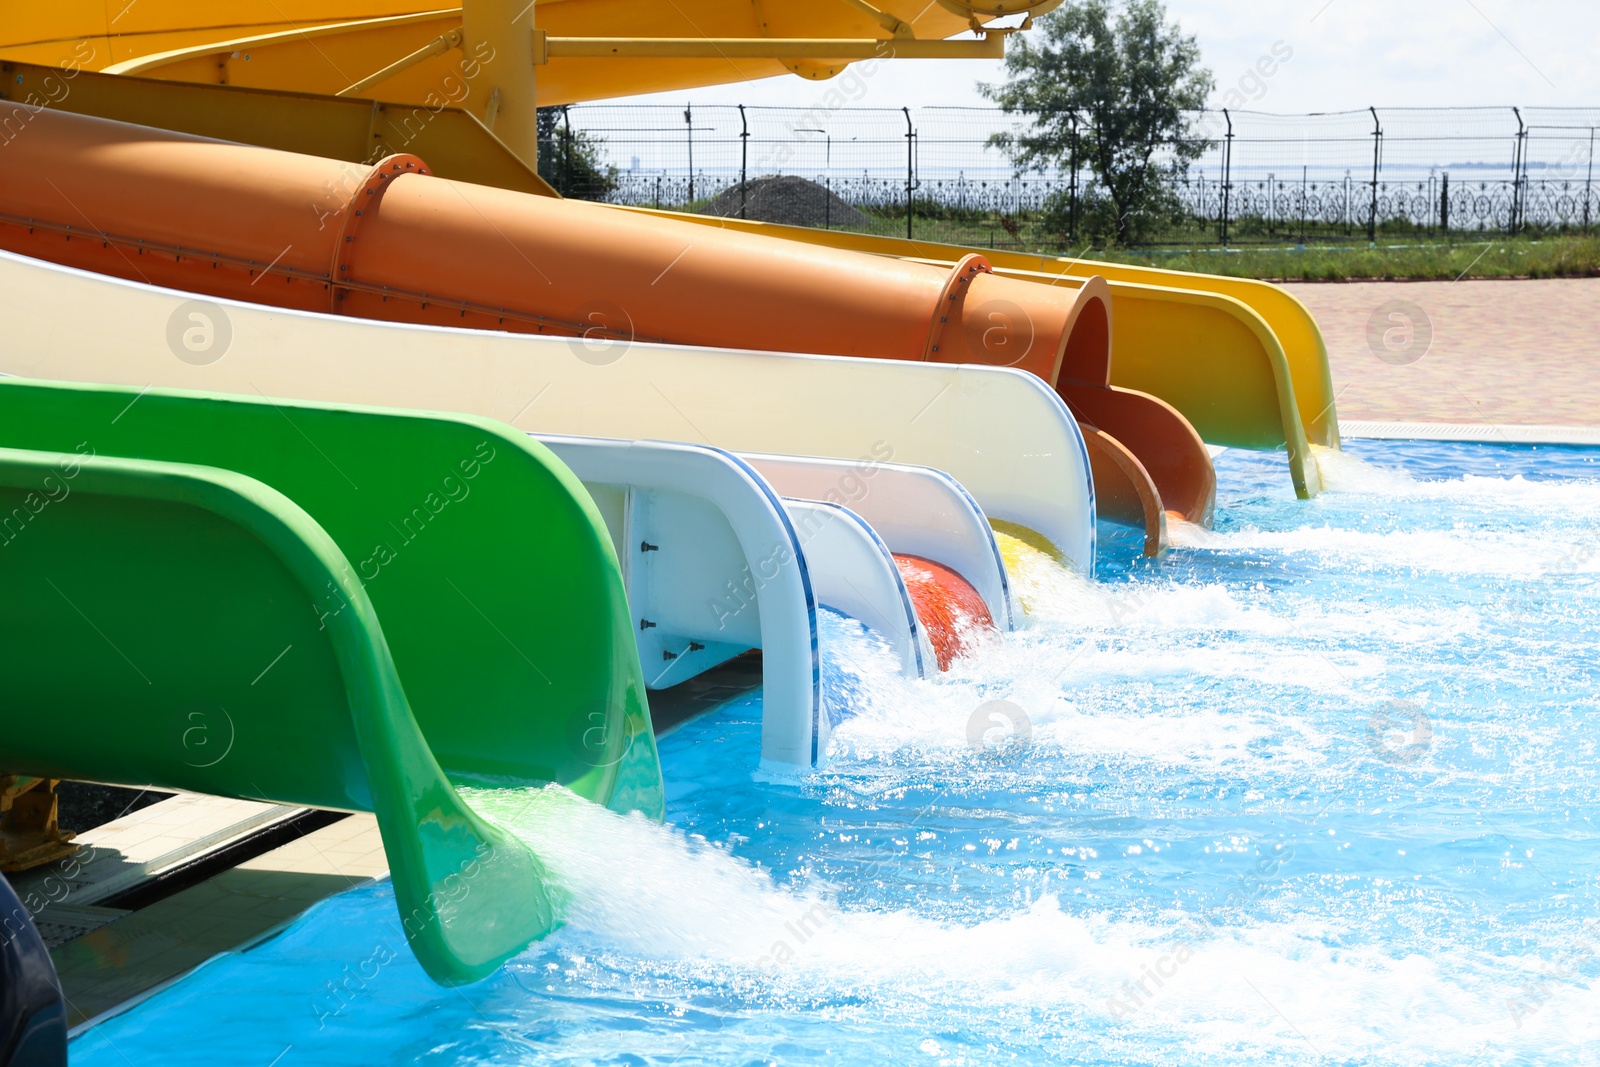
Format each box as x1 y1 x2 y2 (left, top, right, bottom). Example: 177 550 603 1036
797 128 833 228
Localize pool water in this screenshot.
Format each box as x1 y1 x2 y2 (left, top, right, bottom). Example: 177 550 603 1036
70 440 1600 1066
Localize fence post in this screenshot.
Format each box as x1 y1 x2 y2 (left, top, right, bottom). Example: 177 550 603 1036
1068 111 1079 246
684 104 694 205
738 104 749 219
903 106 915 240
1368 106 1382 243
1220 109 1233 247
560 106 573 196
1300 164 1308 244
1510 106 1526 235
1441 172 1449 233
1586 126 1595 232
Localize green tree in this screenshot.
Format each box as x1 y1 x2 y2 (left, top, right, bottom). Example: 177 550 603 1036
983 0 1212 245
536 107 618 200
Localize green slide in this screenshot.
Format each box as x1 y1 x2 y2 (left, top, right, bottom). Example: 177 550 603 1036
0 379 662 985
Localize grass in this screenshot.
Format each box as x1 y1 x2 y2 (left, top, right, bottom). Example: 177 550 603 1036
1079 235 1600 282
837 207 1600 281
647 190 1600 282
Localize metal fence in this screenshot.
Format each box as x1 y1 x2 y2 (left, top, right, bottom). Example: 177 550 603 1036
540 104 1600 247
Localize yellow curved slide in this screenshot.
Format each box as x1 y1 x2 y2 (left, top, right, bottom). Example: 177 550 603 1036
635 214 1335 498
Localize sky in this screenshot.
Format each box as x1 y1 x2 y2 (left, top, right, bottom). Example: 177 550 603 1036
605 1 1600 113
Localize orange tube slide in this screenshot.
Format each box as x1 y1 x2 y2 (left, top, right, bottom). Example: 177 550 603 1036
894 555 994 672
1052 293 1217 532
0 105 1212 542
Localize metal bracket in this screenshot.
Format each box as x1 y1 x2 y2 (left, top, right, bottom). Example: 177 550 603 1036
835 0 917 39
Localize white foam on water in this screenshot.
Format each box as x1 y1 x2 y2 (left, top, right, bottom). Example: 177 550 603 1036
807 616 1354 774
1007 524 1483 651
793 544 1423 776
1287 597 1483 647
1317 448 1600 517
833 693 1331 776
1035 700 1329 772
1172 522 1600 578
1085 915 1600 1063
1168 450 1600 578
991 584 1387 694
1070 640 1379 689
1111 580 1287 633
463 786 1597 1064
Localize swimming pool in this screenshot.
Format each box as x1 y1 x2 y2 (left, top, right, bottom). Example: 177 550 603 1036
69 439 1600 1066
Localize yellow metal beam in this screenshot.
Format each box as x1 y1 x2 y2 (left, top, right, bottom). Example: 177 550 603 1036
336 26 462 97
4 2 1037 105
462 0 538 165
102 10 458 77
535 33 1005 62
937 0 1064 15
0 59 558 197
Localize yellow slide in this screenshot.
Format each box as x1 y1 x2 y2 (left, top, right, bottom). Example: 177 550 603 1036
635 214 1335 497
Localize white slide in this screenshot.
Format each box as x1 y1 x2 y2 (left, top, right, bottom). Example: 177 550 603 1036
0 250 1096 574
534 436 824 771
781 500 934 681
742 452 1015 631
540 437 935 767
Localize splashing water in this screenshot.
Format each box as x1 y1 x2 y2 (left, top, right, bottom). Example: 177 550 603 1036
69 439 1600 1067
992 525 1096 622
816 607 903 727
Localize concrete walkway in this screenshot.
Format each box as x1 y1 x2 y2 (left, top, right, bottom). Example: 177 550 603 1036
57 814 386 1030
1284 278 1600 426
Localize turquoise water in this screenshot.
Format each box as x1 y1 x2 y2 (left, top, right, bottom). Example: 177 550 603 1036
71 440 1600 1066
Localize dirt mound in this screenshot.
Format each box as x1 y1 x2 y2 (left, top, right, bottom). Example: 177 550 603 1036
699 175 868 228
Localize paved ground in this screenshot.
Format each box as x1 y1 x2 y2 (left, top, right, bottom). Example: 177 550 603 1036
1283 278 1600 426
55 814 386 1030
